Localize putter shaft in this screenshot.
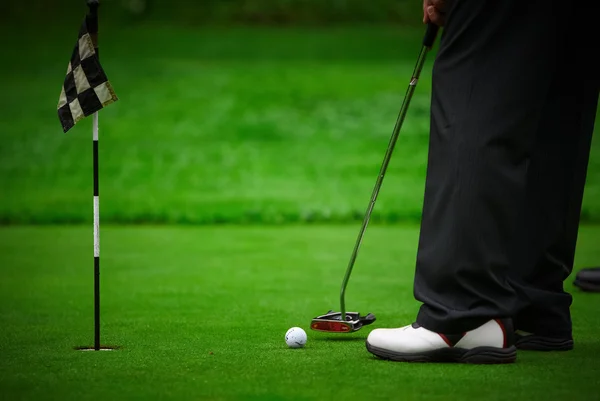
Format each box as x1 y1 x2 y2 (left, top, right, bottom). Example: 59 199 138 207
340 26 439 321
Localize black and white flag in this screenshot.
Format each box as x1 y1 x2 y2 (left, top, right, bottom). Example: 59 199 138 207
57 8 117 133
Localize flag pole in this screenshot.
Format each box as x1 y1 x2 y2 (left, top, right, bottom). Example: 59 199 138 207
86 0 101 351
93 110 100 351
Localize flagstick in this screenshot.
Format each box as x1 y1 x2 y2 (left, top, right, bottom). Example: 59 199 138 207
57 0 112 351
93 110 100 351
88 0 102 352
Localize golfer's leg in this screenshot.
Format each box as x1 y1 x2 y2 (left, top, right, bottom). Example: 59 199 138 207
413 0 565 334
513 53 599 340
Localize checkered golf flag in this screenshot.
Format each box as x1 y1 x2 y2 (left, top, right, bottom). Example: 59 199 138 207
57 9 117 133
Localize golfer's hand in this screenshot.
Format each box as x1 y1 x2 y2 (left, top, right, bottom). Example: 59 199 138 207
423 0 448 26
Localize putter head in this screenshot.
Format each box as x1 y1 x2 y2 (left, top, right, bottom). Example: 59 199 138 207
310 310 376 333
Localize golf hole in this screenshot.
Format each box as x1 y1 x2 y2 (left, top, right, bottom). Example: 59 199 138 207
74 346 120 351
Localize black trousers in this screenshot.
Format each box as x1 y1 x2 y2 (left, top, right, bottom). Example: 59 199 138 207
414 0 600 336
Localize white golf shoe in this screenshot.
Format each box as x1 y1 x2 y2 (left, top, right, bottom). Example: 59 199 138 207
366 319 517 364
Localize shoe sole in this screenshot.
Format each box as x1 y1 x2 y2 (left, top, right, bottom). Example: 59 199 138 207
573 279 600 292
515 335 573 351
366 342 517 364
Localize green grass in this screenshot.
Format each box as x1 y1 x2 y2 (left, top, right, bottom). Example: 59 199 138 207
2 24 599 224
1 225 600 401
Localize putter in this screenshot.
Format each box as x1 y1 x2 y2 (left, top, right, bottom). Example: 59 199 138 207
311 23 440 333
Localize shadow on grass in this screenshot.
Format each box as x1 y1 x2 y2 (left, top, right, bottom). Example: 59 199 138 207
313 336 367 342
517 339 600 361
74 345 122 351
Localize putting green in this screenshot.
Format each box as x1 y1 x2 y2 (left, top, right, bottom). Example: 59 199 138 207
1 225 599 400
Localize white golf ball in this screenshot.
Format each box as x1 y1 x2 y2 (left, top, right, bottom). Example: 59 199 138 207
285 327 307 348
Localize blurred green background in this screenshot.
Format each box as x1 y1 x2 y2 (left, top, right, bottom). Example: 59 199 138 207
1 0 599 225
4 0 424 24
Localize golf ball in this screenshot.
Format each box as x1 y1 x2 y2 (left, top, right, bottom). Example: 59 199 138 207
285 327 307 348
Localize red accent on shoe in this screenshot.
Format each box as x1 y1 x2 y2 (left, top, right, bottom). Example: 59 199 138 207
494 319 507 348
439 334 452 347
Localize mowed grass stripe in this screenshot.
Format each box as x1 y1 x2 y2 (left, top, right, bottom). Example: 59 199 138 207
1 25 599 224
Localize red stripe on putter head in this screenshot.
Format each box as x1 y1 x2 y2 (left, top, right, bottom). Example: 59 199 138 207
311 320 352 332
